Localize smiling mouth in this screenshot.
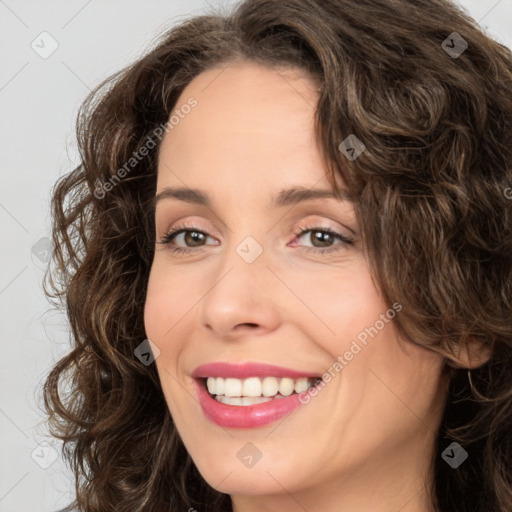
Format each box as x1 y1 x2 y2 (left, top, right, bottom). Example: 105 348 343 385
202 376 321 406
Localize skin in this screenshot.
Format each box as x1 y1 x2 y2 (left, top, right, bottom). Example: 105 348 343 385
144 59 471 512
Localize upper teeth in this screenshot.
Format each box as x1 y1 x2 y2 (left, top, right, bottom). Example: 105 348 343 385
206 376 315 397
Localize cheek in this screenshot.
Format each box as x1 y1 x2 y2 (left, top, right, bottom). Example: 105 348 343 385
143 292 160 344
143 259 196 341
143 270 183 360
143 271 168 343
295 260 385 356
143 270 187 405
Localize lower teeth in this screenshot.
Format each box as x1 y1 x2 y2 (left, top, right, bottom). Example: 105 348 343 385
214 394 292 406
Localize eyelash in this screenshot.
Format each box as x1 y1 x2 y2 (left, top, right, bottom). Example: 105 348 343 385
157 223 353 256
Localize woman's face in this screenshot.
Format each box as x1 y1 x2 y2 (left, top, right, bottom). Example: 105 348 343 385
144 60 448 508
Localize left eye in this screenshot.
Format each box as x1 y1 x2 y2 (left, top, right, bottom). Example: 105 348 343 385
292 227 353 253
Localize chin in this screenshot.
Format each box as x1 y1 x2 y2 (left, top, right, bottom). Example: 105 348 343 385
200 465 299 496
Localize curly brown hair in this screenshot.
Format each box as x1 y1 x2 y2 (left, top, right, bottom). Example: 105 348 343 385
42 0 512 511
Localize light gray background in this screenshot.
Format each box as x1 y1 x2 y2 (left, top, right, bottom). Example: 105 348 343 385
1 1 511 510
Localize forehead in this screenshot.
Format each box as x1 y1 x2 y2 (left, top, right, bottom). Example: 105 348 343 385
177 58 319 113
155 60 343 204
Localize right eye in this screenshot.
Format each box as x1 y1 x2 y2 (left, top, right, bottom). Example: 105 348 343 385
158 226 219 255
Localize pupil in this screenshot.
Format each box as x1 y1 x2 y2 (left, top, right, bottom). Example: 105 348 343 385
186 231 204 246
313 231 331 247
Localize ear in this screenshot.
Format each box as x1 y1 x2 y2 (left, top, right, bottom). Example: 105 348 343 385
445 339 492 369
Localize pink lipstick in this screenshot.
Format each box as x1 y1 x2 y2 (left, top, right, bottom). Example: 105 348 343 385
192 362 321 429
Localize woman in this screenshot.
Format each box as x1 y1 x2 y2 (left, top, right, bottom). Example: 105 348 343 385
43 0 512 511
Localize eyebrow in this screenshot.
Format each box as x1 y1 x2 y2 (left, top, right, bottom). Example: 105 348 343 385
152 185 352 209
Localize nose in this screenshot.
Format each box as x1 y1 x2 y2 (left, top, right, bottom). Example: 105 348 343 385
199 244 282 340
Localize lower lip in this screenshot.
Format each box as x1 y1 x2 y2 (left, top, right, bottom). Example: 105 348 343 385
194 379 308 428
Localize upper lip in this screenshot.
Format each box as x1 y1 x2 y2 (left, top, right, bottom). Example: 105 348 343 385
192 362 321 379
